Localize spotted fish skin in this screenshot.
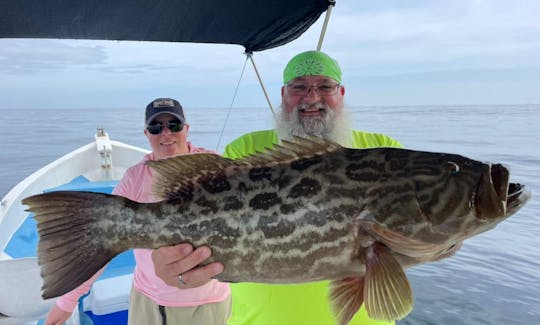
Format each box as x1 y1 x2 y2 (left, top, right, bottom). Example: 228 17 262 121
138 145 518 282
23 138 530 323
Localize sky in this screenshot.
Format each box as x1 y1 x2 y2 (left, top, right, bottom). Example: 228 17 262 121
0 0 539 109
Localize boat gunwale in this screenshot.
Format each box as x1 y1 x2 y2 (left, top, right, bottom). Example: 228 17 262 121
0 140 149 256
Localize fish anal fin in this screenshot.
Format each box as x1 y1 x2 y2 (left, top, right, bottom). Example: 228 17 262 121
364 242 413 322
329 277 365 325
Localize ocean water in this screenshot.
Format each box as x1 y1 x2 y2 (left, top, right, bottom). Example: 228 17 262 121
1 105 539 324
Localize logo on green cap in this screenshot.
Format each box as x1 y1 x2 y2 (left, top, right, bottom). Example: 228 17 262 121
294 59 326 77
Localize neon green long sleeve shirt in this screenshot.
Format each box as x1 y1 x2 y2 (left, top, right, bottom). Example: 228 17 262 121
222 129 403 325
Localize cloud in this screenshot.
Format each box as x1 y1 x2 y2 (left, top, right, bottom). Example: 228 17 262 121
0 0 539 107
327 0 540 74
99 42 246 77
0 39 108 74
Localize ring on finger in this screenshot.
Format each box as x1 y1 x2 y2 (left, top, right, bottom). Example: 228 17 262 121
178 274 187 286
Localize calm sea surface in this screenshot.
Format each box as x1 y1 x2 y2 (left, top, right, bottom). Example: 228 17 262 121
1 105 539 324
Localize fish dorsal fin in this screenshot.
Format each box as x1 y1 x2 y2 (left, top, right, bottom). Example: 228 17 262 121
147 153 236 200
242 136 343 167
147 137 343 200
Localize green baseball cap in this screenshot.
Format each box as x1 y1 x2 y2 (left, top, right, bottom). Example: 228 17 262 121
283 50 342 84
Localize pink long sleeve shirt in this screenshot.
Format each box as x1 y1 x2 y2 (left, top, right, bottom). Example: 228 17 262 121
56 142 230 312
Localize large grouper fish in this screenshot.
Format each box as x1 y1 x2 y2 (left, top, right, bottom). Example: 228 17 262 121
23 138 530 324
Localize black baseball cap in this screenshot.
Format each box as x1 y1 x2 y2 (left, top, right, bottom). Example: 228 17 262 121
145 98 185 126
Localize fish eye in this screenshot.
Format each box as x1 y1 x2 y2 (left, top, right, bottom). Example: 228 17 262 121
447 161 460 174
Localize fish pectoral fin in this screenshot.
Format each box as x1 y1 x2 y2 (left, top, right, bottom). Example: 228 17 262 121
329 277 365 325
360 221 443 257
364 242 413 322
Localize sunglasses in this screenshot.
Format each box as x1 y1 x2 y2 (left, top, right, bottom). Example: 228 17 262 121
146 119 184 135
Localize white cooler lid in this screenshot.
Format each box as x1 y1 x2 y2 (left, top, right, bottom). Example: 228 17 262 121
82 274 133 315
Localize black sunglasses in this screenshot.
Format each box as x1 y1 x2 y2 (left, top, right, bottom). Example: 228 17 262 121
146 119 184 135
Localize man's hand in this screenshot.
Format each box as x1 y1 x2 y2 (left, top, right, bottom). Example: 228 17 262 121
152 243 224 288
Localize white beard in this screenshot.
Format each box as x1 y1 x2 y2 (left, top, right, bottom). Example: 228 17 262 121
275 102 353 147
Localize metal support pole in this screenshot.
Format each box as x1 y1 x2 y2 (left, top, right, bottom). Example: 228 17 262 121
316 1 335 51
248 52 276 120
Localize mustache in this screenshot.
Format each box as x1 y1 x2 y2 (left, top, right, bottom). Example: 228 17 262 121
296 102 329 113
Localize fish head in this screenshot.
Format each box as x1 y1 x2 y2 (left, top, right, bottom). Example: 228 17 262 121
408 151 530 237
358 149 530 249
358 148 530 265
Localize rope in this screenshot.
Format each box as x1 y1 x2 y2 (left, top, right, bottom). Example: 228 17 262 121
215 54 249 152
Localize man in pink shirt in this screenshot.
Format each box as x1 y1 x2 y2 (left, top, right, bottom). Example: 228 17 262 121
44 98 230 325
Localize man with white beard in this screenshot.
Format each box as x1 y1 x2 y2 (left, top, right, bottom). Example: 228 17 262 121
222 51 403 325
224 50 402 157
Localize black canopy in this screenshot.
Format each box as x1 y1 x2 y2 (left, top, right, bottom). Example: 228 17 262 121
0 0 334 52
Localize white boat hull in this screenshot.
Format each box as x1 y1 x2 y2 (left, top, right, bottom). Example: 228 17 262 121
0 130 149 324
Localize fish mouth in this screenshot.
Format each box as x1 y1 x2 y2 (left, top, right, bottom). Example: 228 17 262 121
475 163 531 220
506 182 531 216
474 164 509 219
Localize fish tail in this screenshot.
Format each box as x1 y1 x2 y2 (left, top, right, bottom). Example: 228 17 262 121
22 191 129 299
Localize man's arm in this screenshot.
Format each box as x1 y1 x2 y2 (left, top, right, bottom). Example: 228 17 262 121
44 270 104 325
